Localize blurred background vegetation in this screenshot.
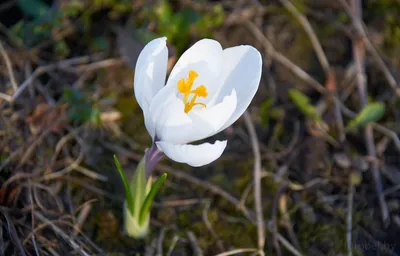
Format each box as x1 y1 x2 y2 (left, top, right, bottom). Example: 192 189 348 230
0 0 400 255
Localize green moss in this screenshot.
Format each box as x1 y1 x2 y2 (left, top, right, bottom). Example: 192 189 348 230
298 221 347 254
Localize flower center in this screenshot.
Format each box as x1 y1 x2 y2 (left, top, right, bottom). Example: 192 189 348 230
177 70 208 113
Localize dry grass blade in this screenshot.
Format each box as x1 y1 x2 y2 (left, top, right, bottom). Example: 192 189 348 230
276 233 304 256
156 163 254 219
1 1 399 254
243 111 264 253
73 203 92 237
371 123 400 153
27 182 40 256
166 235 180 256
187 231 203 256
245 21 328 95
0 207 26 256
4 55 106 102
349 0 389 225
271 185 288 256
0 41 17 91
156 228 165 256
279 0 330 73
34 212 92 256
280 0 346 144
0 92 12 101
338 0 400 96
202 201 224 252
347 173 355 256
214 248 258 256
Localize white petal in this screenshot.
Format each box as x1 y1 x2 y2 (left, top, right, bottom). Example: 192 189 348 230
156 140 227 167
168 39 222 81
210 45 262 132
165 39 224 103
134 37 168 115
145 84 189 139
159 89 237 144
190 89 237 131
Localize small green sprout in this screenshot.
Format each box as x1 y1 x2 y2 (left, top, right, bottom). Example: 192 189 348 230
114 155 167 238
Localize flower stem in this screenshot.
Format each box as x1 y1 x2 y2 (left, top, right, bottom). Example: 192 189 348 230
145 143 163 177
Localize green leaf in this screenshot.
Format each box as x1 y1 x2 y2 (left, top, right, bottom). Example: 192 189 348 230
139 173 167 225
181 7 201 24
17 0 50 18
347 102 386 130
55 39 70 58
61 1 84 17
113 155 134 215
288 89 320 120
154 0 172 28
259 97 274 127
131 158 147 218
89 108 101 126
269 108 285 120
194 4 224 37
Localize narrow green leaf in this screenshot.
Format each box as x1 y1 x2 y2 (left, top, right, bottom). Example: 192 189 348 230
139 173 167 225
113 155 134 215
259 97 273 127
132 157 146 217
288 89 320 120
347 102 385 130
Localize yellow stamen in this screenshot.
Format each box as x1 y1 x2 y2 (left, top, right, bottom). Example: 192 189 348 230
177 70 208 113
177 79 187 93
188 70 198 82
192 102 207 108
192 85 208 98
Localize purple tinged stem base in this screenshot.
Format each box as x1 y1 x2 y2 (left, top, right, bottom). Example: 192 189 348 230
144 143 163 177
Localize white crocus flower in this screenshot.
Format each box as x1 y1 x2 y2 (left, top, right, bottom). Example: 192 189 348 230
134 37 262 167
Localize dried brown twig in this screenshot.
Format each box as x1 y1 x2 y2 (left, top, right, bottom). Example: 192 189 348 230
276 0 346 142
338 0 400 96
280 0 345 141
156 228 165 256
187 231 203 256
243 111 265 254
246 11 391 226
278 194 301 251
166 235 180 256
246 20 328 95
214 248 258 256
349 0 389 225
271 184 288 256
0 55 122 103
0 41 18 91
0 114 68 172
10 56 93 101
347 173 355 256
0 207 26 256
278 0 330 73
33 212 92 256
202 201 225 252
